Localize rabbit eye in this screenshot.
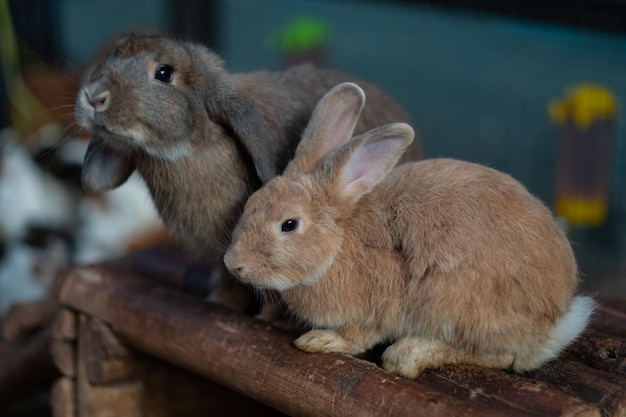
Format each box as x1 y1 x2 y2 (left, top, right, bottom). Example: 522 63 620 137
280 219 299 233
154 65 174 83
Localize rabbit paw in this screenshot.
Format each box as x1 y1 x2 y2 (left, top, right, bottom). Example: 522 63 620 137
382 338 432 378
382 337 516 378
294 330 363 355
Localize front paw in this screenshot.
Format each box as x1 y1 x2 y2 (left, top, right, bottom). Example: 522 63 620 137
294 330 361 354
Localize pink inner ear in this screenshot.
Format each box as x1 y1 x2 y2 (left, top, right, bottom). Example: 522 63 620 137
340 138 399 197
343 145 377 184
323 116 360 158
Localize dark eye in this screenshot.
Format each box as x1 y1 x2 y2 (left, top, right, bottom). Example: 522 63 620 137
154 65 174 83
280 219 299 233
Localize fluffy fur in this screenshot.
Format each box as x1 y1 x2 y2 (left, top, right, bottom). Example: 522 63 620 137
74 33 420 309
224 82 594 377
75 33 420 308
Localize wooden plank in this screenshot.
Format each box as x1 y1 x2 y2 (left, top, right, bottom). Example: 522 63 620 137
591 300 626 339
530 359 626 417
142 359 286 417
128 244 215 295
59 265 515 417
51 377 77 417
75 313 144 417
51 339 76 378
52 308 78 341
565 332 626 377
2 298 57 340
0 326 59 403
419 365 600 417
82 317 146 385
50 309 79 379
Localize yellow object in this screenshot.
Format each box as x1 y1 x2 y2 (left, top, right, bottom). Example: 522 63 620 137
0 0 50 136
555 196 607 227
549 84 617 130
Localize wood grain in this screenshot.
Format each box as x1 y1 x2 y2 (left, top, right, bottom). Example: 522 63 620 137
59 265 512 417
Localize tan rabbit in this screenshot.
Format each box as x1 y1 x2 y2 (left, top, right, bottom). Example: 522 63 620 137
74 32 420 309
224 82 594 377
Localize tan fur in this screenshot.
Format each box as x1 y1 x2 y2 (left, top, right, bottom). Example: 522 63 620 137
225 83 593 377
75 33 420 310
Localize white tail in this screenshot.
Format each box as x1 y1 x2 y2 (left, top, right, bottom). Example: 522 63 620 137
514 295 595 371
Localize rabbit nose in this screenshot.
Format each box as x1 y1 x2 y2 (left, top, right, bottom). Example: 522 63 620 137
227 262 247 278
230 265 245 278
224 251 245 278
88 90 111 112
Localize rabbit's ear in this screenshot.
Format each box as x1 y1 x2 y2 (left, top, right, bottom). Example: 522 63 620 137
81 134 136 192
328 123 414 205
208 85 280 184
192 41 279 183
284 82 366 176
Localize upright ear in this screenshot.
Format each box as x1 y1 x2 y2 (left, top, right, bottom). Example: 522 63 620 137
327 122 414 205
284 82 366 176
81 134 136 192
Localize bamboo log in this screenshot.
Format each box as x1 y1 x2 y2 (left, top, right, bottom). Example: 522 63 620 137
59 266 515 417
51 377 77 417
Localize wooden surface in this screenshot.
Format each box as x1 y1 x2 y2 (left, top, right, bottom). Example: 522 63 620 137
0 325 59 403
49 306 284 417
0 266 68 406
54 246 626 417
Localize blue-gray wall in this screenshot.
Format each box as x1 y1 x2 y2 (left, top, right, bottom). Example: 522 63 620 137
54 0 626 293
216 0 626 293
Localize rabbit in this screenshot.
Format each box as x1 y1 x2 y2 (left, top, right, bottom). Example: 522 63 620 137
224 82 594 378
74 32 420 310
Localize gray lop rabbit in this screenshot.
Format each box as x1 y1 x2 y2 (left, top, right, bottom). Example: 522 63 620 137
224 82 594 377
74 32 420 308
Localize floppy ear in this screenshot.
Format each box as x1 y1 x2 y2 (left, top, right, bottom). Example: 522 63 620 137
206 82 280 184
81 134 136 192
190 41 280 184
326 122 414 205
284 82 366 176
219 94 280 183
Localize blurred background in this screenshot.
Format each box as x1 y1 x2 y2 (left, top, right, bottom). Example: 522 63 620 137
1 0 625 415
2 0 626 314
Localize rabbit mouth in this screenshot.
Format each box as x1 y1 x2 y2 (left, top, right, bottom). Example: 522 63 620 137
241 274 296 291
91 125 190 161
92 126 138 152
